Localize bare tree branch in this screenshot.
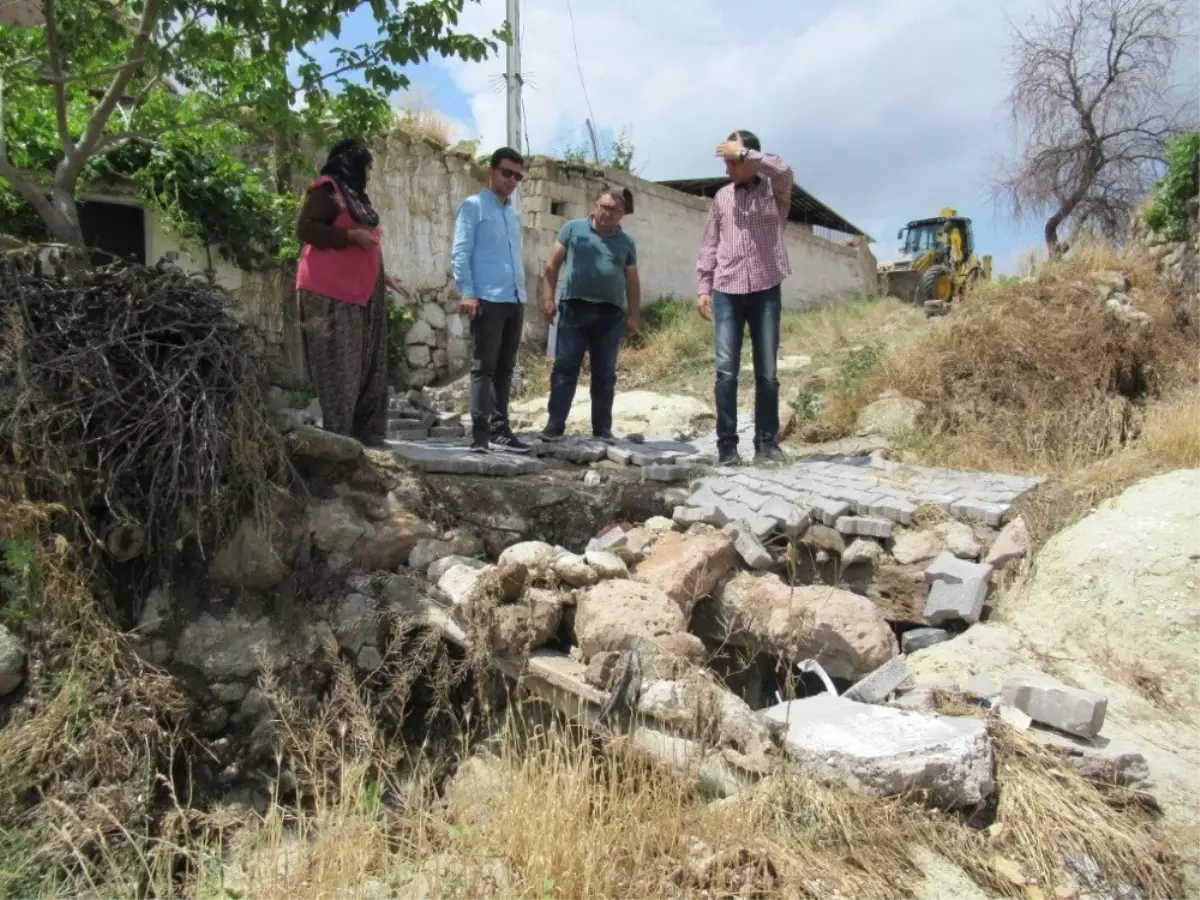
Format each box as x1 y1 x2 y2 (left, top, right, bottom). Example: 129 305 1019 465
41 0 73 155
0 154 60 235
56 0 162 191
993 0 1197 256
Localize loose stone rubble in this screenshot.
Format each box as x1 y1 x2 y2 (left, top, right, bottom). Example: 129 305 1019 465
138 392 1153 818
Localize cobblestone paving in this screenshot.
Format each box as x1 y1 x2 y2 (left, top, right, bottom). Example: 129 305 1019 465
681 454 1045 535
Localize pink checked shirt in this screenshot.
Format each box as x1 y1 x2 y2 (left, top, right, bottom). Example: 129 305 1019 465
696 150 794 296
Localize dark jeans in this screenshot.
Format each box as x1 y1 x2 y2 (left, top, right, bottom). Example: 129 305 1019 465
546 298 625 436
713 285 781 451
469 299 525 440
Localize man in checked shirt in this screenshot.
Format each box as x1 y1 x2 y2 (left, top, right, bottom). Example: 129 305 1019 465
695 130 793 465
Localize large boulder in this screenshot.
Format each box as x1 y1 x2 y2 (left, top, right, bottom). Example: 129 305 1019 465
633 529 737 617
704 571 898 680
573 579 688 661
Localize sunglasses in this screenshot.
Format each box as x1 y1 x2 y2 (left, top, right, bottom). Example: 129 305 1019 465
497 166 524 182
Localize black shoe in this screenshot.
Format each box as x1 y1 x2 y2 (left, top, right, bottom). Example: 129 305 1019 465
717 446 740 466
593 430 615 443
539 426 566 442
755 443 787 463
470 435 490 453
490 431 532 454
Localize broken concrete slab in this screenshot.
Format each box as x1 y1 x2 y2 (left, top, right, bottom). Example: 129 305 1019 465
761 694 994 807
388 439 542 476
986 515 1031 569
1027 730 1150 786
842 656 912 704
901 627 952 654
1000 675 1107 739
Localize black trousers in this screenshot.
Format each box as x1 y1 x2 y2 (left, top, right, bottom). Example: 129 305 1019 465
469 300 525 440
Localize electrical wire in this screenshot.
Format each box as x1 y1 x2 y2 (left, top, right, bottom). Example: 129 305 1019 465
564 0 598 158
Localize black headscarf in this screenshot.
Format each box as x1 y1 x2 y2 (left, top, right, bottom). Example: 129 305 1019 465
319 138 379 228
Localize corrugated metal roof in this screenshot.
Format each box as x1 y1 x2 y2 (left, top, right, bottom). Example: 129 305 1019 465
656 177 871 241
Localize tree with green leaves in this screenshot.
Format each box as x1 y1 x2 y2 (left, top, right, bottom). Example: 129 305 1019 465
0 0 504 246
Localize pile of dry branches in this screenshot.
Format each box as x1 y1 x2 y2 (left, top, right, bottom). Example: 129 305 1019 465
0 249 289 586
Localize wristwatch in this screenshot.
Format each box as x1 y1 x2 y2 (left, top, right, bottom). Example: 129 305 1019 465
737 148 750 162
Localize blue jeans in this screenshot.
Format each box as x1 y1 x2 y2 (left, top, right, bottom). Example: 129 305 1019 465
546 297 625 436
713 285 781 451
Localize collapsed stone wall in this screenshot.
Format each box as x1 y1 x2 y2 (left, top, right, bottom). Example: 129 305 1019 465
1129 195 1199 329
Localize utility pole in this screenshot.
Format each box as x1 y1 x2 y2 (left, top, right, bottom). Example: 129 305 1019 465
505 0 522 153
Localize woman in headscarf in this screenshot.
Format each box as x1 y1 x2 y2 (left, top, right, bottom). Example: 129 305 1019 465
295 138 409 448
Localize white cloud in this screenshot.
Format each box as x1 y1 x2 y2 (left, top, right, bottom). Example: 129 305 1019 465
433 0 1188 271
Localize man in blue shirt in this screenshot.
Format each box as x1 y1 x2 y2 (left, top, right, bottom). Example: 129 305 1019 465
539 187 640 441
451 146 531 453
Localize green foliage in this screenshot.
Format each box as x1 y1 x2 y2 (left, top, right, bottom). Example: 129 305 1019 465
386 298 417 387
609 126 635 172
0 0 504 249
1143 132 1199 242
139 130 299 271
560 125 636 170
624 295 690 348
790 388 821 422
0 538 38 625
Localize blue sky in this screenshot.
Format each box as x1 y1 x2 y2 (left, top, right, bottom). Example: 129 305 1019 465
305 0 1198 276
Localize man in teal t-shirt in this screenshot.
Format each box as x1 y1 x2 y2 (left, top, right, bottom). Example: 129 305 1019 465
538 187 640 440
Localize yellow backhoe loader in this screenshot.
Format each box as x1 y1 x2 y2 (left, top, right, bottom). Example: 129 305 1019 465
877 208 992 307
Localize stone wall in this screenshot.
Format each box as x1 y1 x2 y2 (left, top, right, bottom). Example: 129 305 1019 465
1129 196 1199 331
242 131 876 388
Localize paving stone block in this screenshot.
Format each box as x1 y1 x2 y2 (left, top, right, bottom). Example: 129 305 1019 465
1000 675 1107 739
900 627 952 654
644 464 692 483
758 496 811 536
606 445 634 465
964 673 998 699
388 427 430 441
714 499 776 541
724 486 766 510
867 495 917 525
842 656 912 704
923 577 988 625
429 425 465 439
834 516 893 539
672 504 722 529
722 521 774 570
950 499 1007 527
810 497 851 526
923 552 993 585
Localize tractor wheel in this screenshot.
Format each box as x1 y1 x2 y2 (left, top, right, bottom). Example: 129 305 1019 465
920 265 951 302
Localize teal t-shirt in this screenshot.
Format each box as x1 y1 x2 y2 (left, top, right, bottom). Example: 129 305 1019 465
556 217 637 309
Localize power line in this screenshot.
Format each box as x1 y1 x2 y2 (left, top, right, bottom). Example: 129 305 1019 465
564 0 599 161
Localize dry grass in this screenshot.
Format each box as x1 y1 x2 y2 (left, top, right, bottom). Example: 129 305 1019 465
517 294 923 405
392 108 458 149
842 248 1198 475
0 581 1185 900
